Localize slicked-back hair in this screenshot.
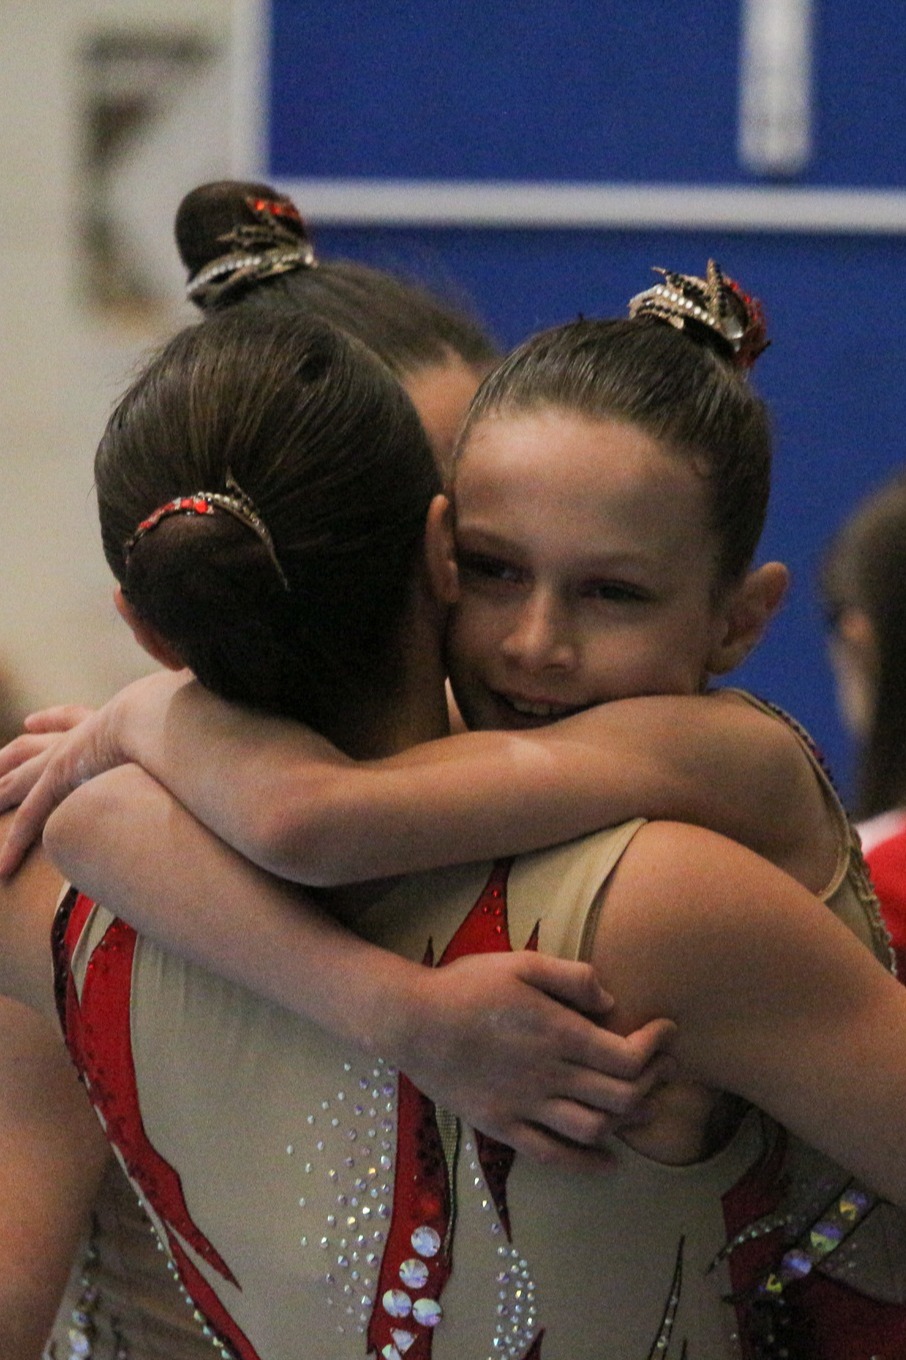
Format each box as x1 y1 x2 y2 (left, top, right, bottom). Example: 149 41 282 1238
459 317 772 587
97 310 440 734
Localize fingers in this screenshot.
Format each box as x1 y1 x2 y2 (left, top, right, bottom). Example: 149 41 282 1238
528 1095 628 1147
0 779 60 878
617 1017 678 1070
24 705 95 734
502 978 677 1123
409 953 677 1163
546 1006 676 1084
510 954 678 1074
552 1050 679 1127
514 951 614 1016
504 1122 617 1174
0 720 107 875
0 734 60 782
0 752 55 817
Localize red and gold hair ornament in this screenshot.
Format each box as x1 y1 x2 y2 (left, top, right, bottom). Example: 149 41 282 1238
123 472 290 591
186 193 317 307
628 259 769 370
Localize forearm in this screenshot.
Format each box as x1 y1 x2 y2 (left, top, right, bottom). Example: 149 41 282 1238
43 765 425 1058
42 768 679 1168
34 679 814 888
107 676 364 884
184 689 813 885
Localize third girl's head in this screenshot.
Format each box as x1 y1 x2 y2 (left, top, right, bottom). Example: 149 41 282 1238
820 470 906 819
440 263 789 731
175 180 499 473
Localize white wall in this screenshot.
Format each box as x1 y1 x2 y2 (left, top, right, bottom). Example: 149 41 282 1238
0 0 265 713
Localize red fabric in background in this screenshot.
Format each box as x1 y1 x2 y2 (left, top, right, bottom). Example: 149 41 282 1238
866 826 906 977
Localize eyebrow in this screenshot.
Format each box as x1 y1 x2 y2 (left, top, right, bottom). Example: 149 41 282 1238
454 522 660 574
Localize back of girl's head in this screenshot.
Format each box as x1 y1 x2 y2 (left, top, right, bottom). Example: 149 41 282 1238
820 470 906 817
459 264 772 586
175 180 499 380
96 309 440 734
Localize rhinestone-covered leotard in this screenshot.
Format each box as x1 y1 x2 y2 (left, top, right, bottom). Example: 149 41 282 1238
52 778 906 1359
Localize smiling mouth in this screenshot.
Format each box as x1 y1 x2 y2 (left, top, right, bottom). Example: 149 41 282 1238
498 693 587 722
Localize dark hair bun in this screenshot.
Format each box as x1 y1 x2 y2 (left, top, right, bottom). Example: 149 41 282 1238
175 180 316 309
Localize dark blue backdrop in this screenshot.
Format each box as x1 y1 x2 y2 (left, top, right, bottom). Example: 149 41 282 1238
268 0 906 803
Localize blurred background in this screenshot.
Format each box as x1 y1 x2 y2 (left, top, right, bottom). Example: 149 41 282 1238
2 0 904 803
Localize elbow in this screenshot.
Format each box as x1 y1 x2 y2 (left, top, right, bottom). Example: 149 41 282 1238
43 783 103 885
242 779 349 887
44 765 146 886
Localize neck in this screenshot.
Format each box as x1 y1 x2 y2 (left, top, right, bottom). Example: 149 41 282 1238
323 580 450 760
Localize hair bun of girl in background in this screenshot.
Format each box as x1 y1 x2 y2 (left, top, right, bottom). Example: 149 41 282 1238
176 180 317 310
172 180 498 379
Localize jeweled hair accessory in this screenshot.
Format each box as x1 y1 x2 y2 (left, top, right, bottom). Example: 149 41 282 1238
123 472 290 591
186 193 317 307
628 259 769 370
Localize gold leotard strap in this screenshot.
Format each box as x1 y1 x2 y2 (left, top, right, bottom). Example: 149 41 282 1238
721 688 894 972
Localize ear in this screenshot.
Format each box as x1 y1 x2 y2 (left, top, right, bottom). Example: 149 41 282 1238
706 561 789 676
113 586 187 672
423 494 459 607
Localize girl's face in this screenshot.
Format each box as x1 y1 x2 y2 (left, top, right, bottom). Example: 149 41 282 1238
445 407 735 731
403 355 490 476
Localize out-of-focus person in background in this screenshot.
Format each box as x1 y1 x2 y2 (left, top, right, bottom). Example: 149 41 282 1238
175 179 501 476
820 468 906 973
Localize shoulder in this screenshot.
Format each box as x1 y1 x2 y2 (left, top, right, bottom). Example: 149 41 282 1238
712 688 819 786
712 689 840 890
588 821 839 1026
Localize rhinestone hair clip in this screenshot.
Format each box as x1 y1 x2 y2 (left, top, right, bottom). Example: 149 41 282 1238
628 259 769 370
123 472 290 591
186 194 317 307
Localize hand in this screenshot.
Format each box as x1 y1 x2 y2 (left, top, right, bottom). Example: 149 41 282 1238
0 672 193 878
0 708 117 876
0 705 97 844
0 705 95 794
23 704 96 736
397 951 676 1172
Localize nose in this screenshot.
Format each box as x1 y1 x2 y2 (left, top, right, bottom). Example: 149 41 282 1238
500 590 578 671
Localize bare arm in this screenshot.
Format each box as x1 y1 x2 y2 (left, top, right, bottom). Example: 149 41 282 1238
593 821 906 1205
0 997 111 1359
0 671 829 888
43 765 675 1167
0 815 110 1356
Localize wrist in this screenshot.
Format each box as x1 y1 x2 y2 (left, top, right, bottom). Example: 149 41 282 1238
354 956 431 1070
120 671 188 769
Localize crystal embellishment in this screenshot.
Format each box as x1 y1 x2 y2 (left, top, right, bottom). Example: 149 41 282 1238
411 1225 441 1257
382 1289 412 1318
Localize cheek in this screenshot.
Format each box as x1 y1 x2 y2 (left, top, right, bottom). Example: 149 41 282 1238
648 621 718 691
584 625 700 696
448 595 501 655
